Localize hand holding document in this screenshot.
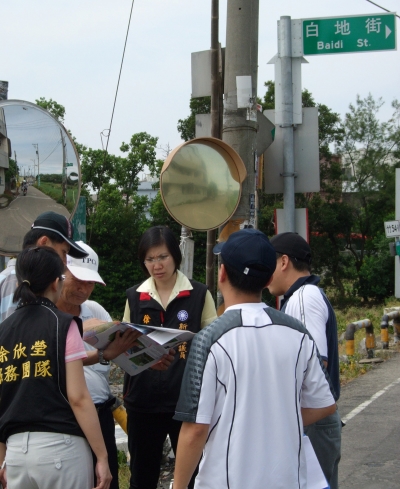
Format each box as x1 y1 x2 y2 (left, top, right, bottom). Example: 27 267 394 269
83 321 194 376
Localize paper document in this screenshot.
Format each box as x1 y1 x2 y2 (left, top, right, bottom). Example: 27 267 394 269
83 321 195 376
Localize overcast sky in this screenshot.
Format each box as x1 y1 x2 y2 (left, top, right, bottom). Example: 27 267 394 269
2 0 399 161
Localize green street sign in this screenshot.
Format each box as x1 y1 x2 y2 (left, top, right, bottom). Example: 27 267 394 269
65 162 73 167
303 13 396 55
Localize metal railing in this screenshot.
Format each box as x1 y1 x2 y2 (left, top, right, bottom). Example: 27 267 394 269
345 319 375 358
380 311 400 349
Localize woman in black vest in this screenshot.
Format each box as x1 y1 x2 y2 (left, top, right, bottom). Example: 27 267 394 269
0 247 111 489
122 226 217 489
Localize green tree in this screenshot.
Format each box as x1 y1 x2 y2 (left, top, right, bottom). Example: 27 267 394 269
35 97 66 123
177 97 211 141
88 183 150 318
5 158 18 185
80 148 119 198
116 132 159 206
336 94 400 298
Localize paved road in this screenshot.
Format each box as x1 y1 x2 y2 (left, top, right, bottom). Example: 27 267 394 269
338 352 400 489
0 186 69 254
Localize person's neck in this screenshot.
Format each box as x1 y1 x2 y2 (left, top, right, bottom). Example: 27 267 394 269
222 288 262 309
286 271 311 292
56 297 81 316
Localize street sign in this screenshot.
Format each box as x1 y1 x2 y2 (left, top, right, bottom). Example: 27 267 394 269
302 13 396 55
65 162 73 167
384 220 400 238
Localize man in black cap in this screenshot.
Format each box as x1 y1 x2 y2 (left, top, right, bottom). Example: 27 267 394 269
172 229 336 489
268 232 341 489
0 211 87 322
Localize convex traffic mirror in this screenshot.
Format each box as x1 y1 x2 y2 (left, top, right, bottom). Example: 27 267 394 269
160 137 246 231
0 100 81 255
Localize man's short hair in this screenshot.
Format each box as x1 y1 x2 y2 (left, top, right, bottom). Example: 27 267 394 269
213 229 276 294
222 260 271 294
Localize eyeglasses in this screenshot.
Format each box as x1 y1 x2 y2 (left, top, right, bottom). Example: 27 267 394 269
144 254 170 265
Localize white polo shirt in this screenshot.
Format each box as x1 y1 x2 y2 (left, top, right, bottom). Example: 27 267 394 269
175 302 334 489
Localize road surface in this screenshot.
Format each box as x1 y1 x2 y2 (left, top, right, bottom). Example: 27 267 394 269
338 352 400 488
0 186 69 255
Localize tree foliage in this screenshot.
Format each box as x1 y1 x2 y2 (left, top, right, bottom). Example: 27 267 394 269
35 97 66 123
258 83 400 303
177 97 211 141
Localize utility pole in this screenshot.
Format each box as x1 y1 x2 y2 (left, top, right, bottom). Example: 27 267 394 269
279 16 295 231
32 143 40 187
205 0 222 299
222 0 259 229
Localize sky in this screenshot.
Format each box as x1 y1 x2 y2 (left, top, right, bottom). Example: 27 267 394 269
2 0 399 162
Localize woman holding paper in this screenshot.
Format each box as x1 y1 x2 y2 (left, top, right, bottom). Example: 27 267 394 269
0 246 111 489
122 225 217 489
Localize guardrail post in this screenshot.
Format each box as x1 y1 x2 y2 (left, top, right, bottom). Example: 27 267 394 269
345 319 374 358
393 316 400 344
381 314 389 349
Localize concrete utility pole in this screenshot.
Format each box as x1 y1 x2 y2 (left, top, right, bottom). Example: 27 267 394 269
222 0 259 228
279 16 295 231
205 0 222 299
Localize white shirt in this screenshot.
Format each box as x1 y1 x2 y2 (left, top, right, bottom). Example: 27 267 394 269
175 302 334 489
283 284 329 360
80 300 113 404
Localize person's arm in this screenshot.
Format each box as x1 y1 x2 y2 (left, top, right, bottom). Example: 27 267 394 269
66 359 112 489
200 290 217 328
285 286 329 364
0 442 6 488
173 422 209 489
301 404 336 426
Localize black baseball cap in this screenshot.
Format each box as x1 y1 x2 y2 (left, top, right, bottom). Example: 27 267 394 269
213 229 276 281
270 232 312 264
31 211 88 259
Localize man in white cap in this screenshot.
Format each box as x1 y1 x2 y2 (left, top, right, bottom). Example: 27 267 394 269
56 241 140 489
57 241 174 489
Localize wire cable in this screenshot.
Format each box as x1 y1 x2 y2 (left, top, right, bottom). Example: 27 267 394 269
104 0 135 155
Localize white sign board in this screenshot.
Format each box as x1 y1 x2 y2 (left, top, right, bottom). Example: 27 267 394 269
263 107 320 194
384 220 400 238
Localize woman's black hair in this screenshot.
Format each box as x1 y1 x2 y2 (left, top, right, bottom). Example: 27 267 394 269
13 246 64 303
138 226 182 276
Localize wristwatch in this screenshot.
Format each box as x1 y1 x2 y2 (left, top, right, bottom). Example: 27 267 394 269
98 349 110 365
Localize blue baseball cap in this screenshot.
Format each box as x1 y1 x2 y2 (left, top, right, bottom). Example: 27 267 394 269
213 229 276 281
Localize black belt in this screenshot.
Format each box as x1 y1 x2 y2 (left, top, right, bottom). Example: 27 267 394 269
95 397 116 413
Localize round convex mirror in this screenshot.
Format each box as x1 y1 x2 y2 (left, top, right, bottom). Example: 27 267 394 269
0 100 81 255
160 137 246 231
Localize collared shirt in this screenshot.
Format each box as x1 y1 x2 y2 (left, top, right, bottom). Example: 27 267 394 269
123 270 216 328
0 258 17 323
280 274 340 401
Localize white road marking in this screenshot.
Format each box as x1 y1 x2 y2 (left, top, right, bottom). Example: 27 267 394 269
342 377 400 423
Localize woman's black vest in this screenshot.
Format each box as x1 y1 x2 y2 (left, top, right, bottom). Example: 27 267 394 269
0 299 84 442
123 280 207 413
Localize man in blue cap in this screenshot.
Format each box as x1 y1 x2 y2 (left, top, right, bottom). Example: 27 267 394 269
172 229 336 489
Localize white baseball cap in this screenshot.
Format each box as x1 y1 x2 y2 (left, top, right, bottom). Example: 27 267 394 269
66 241 106 286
